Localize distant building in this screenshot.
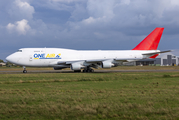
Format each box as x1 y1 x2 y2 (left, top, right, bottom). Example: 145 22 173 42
124 53 179 66
0 62 6 66
155 53 178 66
136 59 155 66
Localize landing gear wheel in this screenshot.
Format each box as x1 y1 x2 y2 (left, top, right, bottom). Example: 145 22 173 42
74 70 81 72
23 70 27 73
23 66 27 73
83 68 94 73
90 69 94 72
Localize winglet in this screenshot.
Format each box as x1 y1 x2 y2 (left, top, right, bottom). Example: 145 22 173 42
133 27 164 50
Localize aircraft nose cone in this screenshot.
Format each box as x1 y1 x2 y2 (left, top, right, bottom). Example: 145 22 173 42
6 55 11 62
6 55 14 63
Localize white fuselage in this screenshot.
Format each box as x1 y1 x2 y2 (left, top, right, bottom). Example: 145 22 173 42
6 48 159 67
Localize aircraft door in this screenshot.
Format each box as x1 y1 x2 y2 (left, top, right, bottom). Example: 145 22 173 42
29 55 33 61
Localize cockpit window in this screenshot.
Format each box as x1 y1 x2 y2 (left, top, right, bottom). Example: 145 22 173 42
17 50 22 52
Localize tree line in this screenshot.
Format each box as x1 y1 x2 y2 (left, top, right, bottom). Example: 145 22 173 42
0 59 15 67
0 59 4 62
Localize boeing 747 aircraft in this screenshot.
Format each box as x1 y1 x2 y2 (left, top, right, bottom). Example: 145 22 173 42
6 27 170 73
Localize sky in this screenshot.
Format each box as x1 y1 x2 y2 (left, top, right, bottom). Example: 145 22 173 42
1 0 179 61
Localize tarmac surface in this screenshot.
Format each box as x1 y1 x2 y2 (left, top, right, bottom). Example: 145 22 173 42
1 69 179 74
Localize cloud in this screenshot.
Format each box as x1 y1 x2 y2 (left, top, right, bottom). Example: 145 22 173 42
69 3 88 21
87 0 115 19
120 0 130 5
82 17 96 24
6 23 15 31
1 0 179 61
171 0 179 6
67 0 179 36
8 0 35 20
6 19 31 35
50 0 84 3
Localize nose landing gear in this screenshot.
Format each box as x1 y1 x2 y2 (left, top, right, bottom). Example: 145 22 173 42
23 66 27 73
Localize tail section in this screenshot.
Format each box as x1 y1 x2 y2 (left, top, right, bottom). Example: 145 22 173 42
133 27 164 50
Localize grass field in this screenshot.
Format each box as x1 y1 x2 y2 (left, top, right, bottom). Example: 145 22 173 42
0 67 179 119
1 66 179 72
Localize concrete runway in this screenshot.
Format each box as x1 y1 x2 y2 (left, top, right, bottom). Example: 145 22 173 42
1 69 179 74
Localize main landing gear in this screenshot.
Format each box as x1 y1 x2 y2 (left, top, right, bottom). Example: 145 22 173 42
74 70 81 72
82 68 94 73
73 67 94 73
23 66 27 73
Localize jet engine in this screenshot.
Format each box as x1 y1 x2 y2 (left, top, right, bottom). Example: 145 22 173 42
53 67 66 70
101 61 114 68
53 65 69 70
70 62 84 70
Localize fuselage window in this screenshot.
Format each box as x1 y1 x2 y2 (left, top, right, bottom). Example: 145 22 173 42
17 50 22 52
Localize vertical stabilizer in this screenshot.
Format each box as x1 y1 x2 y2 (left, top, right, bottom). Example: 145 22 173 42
133 27 164 50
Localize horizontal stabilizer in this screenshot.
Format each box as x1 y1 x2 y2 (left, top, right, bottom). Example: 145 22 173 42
142 50 171 58
142 50 172 55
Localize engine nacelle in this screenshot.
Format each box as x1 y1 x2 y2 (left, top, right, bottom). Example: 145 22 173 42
102 61 114 69
53 67 66 70
70 63 84 70
53 65 69 70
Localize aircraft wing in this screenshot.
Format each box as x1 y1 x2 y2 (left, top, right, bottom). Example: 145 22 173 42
57 59 106 65
57 58 141 65
85 59 109 63
56 50 171 66
57 61 80 65
86 59 139 63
